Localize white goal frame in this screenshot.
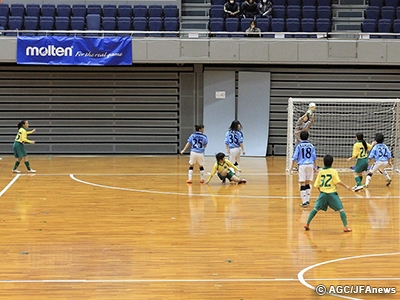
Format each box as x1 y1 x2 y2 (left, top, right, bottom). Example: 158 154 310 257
286 98 400 173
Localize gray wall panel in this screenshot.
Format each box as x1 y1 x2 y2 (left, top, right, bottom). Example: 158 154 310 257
238 71 270 156
203 71 235 156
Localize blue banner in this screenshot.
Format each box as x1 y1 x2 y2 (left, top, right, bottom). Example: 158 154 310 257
17 36 132 66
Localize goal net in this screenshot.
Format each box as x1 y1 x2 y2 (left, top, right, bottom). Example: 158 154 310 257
286 98 400 173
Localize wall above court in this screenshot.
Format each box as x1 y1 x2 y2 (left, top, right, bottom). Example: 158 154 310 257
1 37 400 66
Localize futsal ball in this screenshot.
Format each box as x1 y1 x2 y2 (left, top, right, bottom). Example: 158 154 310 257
308 102 316 111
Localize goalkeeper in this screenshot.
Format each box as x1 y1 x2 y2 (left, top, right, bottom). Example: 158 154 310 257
294 102 316 144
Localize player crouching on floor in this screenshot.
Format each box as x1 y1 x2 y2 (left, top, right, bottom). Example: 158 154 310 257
205 152 246 185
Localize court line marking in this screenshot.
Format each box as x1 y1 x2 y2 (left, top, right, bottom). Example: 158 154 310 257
0 174 20 197
0 277 399 284
298 252 400 300
69 174 398 199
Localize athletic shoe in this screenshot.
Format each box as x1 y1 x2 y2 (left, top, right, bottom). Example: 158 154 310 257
186 179 192 184
238 179 247 184
299 202 309 208
199 179 205 184
304 224 310 231
12 169 21 173
343 227 352 232
386 179 392 186
28 169 36 173
352 185 363 192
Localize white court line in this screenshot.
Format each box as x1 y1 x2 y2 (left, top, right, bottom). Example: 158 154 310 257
298 252 400 300
69 174 399 199
0 174 20 197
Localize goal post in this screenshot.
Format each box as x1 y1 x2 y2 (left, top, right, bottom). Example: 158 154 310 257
286 98 400 173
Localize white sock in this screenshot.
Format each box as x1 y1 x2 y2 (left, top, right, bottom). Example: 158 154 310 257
188 169 193 180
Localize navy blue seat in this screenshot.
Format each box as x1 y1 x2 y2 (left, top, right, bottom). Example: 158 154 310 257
317 0 331 6
133 16 147 36
10 4 25 18
256 17 271 37
362 18 377 33
240 17 251 33
385 0 399 8
317 6 331 19
287 5 301 19
369 0 383 8
381 6 395 20
365 6 380 21
287 0 301 5
302 6 316 19
164 5 178 18
273 0 286 5
102 16 116 34
148 16 162 36
72 4 86 18
118 5 132 18
0 16 7 29
285 18 300 38
55 16 70 34
301 18 316 38
70 16 85 35
302 0 316 5
378 18 393 38
225 17 239 37
211 0 226 5
26 4 40 17
397 6 400 18
103 5 117 18
41 4 56 18
271 18 285 32
210 5 224 18
133 5 147 18
57 4 71 17
148 5 163 18
87 4 101 16
0 3 9 18
316 18 330 32
273 5 286 18
23 16 39 35
117 16 132 35
209 17 224 37
39 16 54 34
7 16 23 35
393 18 400 37
163 17 179 37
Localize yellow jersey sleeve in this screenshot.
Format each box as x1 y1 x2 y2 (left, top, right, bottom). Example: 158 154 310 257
14 128 32 144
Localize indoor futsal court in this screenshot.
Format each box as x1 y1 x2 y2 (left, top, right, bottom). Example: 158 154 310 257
0 155 399 299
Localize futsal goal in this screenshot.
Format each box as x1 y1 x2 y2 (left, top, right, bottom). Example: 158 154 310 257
286 98 400 173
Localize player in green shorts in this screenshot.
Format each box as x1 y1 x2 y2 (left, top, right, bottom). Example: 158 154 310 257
347 132 374 192
12 120 36 173
304 154 352 233
205 152 246 185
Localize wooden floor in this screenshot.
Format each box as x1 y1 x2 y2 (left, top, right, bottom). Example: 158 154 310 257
0 155 399 300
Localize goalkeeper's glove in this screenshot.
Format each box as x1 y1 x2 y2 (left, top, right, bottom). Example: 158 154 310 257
306 109 314 116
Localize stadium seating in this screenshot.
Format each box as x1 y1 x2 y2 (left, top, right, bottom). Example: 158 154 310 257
287 0 301 6
225 17 239 37
301 18 317 38
240 18 252 34
287 6 301 19
302 0 316 6
285 18 300 38
57 4 71 18
87 4 102 16
362 18 377 34
55 16 70 34
316 18 331 32
23 16 39 35
0 4 9 18
133 16 147 36
256 17 271 37
209 17 224 37
317 0 331 6
148 16 162 36
385 0 399 8
103 4 117 18
86 14 101 35
369 0 383 8
392 18 400 36
378 18 393 38
365 6 380 21
102 16 117 34
210 5 224 19
148 5 163 18
7 16 23 35
10 4 25 18
26 4 40 17
302 6 316 20
118 5 132 18
317 6 331 19
271 18 285 32
381 6 395 20
39 16 55 34
0 16 7 29
133 5 147 18
164 17 179 37
273 5 286 19
41 4 56 18
117 16 132 35
72 4 86 18
70 16 85 35
164 5 178 18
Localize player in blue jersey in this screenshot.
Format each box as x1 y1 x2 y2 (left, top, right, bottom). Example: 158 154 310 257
290 131 317 208
180 124 208 184
225 120 245 176
365 133 392 188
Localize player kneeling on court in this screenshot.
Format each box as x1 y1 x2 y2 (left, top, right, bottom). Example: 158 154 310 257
304 154 352 233
205 152 246 185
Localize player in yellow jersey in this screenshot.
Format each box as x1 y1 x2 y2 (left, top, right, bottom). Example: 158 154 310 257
12 120 36 173
347 132 375 191
304 154 352 233
205 152 246 185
